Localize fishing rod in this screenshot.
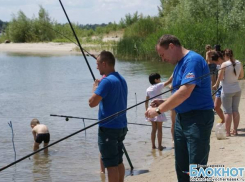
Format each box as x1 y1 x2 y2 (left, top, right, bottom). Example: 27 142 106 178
58 0 133 171
50 114 171 128
0 63 232 172
59 0 95 80
50 114 97 121
128 122 171 128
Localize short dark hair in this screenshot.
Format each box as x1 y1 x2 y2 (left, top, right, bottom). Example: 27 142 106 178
149 73 161 85
157 34 181 49
214 45 221 52
211 51 223 61
98 50 115 66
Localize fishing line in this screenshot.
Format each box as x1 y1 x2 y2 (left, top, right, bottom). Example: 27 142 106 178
41 23 97 59
59 0 95 81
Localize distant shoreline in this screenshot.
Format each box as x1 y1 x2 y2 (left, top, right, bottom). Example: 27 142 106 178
0 42 101 56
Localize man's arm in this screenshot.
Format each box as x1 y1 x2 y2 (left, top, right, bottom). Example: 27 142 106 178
145 84 195 118
89 79 103 108
164 74 173 87
89 93 102 108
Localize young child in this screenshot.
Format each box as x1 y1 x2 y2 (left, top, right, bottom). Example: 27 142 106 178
145 73 167 151
30 118 50 153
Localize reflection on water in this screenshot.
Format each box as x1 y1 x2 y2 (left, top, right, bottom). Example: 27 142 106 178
0 52 175 181
32 153 52 182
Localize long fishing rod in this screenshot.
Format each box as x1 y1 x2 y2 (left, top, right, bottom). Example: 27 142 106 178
0 63 232 172
59 0 95 80
50 114 171 128
58 0 133 171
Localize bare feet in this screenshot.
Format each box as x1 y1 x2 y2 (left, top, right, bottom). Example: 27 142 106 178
152 146 157 149
158 146 166 151
232 130 238 136
226 133 231 137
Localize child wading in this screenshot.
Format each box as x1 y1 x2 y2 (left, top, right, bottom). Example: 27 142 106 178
30 118 50 153
145 73 167 151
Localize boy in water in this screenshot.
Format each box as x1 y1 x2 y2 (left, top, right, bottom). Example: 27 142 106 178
30 118 50 153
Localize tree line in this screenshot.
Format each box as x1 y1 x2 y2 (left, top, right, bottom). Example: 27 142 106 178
0 5 140 44
116 0 245 62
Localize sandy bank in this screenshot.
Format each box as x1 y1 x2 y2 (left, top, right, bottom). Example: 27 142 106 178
125 80 245 182
0 42 101 55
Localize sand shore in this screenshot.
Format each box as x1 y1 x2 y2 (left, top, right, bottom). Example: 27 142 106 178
0 42 101 55
126 80 245 182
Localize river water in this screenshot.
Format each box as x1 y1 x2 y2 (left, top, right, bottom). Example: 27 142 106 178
0 52 174 182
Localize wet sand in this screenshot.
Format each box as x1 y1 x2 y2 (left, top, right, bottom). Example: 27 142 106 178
125 80 245 182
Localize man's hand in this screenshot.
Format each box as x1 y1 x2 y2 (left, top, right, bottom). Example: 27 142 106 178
150 99 165 107
92 79 100 92
145 107 158 118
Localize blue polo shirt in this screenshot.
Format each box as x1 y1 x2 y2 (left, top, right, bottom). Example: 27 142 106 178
95 72 128 128
172 51 214 113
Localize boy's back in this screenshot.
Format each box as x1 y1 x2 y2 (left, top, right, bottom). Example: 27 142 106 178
32 124 49 134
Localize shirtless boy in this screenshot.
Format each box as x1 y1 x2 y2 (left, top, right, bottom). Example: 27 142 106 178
30 118 50 153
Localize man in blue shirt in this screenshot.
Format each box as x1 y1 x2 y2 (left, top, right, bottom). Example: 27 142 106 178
145 34 214 182
89 50 128 182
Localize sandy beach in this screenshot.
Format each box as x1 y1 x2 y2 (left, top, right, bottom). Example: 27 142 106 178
0 42 102 55
126 80 245 182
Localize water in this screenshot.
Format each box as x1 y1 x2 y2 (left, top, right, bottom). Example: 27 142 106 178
0 52 174 182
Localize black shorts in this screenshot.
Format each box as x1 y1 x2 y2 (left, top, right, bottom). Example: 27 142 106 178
35 133 50 144
98 127 128 168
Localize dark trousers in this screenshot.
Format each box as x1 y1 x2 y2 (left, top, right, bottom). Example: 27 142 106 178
174 110 214 182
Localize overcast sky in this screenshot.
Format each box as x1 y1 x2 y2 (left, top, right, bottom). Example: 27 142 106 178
0 0 161 24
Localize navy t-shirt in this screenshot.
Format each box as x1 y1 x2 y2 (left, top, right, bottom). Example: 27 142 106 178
95 72 128 128
172 51 214 113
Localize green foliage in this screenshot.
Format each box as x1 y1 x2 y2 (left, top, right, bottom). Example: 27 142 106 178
3 6 120 43
116 0 245 61
6 11 32 42
32 5 55 41
116 17 160 59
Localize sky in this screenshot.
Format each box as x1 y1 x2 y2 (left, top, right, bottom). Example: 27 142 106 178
0 0 161 25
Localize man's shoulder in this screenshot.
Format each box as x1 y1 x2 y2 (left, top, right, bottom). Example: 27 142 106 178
107 72 127 83
187 51 204 60
184 51 206 65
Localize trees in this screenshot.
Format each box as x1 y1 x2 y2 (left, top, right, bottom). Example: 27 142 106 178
5 6 55 42
6 11 31 42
